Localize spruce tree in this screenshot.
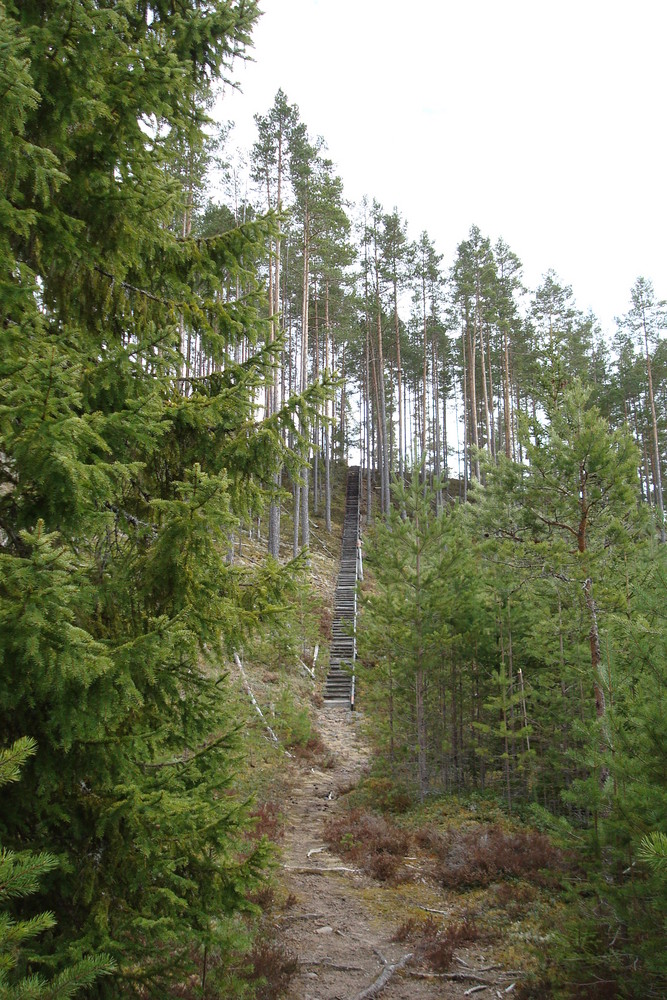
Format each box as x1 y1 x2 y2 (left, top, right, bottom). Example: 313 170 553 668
0 738 113 998
0 2 323 994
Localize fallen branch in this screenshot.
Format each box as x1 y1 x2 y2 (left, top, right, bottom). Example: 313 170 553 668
409 971 494 986
283 865 360 875
416 905 450 916
299 658 315 679
455 959 502 973
464 986 488 996
303 960 366 972
276 912 326 923
233 653 293 757
352 952 412 1000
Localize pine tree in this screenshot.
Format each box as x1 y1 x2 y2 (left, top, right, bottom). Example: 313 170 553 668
252 89 301 557
617 277 666 541
0 738 113 998
361 471 461 798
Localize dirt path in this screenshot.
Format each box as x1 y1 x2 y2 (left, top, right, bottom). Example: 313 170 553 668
276 707 493 1000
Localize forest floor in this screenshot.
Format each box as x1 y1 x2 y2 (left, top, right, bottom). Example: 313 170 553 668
273 705 527 1000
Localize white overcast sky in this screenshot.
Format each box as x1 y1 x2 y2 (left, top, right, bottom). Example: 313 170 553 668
217 0 666 333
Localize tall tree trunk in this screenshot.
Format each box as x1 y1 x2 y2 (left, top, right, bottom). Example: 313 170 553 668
433 336 442 510
268 137 283 559
292 480 300 559
394 276 404 478
324 281 332 533
643 316 666 541
503 323 512 460
461 321 468 501
421 271 428 470
466 309 480 480
300 203 310 552
374 256 390 515
476 283 492 459
313 280 319 515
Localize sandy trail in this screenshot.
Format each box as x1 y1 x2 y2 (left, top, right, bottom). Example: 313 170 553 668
277 707 476 1000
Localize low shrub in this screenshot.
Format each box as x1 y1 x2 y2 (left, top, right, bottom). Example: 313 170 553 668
247 800 283 842
391 915 480 972
272 689 325 759
357 776 414 814
245 941 299 1000
324 809 410 881
433 823 563 888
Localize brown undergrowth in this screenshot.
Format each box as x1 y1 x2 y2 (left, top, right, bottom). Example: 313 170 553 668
417 822 564 888
323 808 411 882
391 915 483 972
324 806 564 889
245 940 300 1000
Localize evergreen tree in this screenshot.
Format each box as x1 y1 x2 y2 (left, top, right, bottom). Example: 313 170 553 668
0 738 113 998
0 2 325 994
617 276 666 541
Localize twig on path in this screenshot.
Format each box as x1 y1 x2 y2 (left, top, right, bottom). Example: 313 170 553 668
283 865 360 875
416 904 450 916
302 960 366 972
464 987 489 996
276 911 326 923
350 952 412 1000
454 958 502 973
409 971 494 986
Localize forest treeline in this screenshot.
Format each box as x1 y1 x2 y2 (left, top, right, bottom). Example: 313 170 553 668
1 0 665 997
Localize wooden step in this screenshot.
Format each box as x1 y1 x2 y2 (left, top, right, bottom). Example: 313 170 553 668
323 466 361 710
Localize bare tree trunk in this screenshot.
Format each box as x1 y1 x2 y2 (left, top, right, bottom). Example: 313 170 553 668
644 319 666 541
503 323 512 460
461 320 468 501
394 277 404 478
293 480 300 559
375 277 390 514
486 319 496 459
466 310 480 481
432 336 442 510
268 140 283 559
313 280 319 515
300 205 310 552
421 272 428 470
476 284 492 460
324 280 332 533
366 319 372 525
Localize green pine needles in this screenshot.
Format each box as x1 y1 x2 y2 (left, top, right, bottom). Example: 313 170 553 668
0 1 317 996
0 738 114 999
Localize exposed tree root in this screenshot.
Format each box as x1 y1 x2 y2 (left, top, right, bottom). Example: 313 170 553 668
351 951 413 1000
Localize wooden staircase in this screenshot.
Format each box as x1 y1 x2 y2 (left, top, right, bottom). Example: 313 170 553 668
323 466 361 708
